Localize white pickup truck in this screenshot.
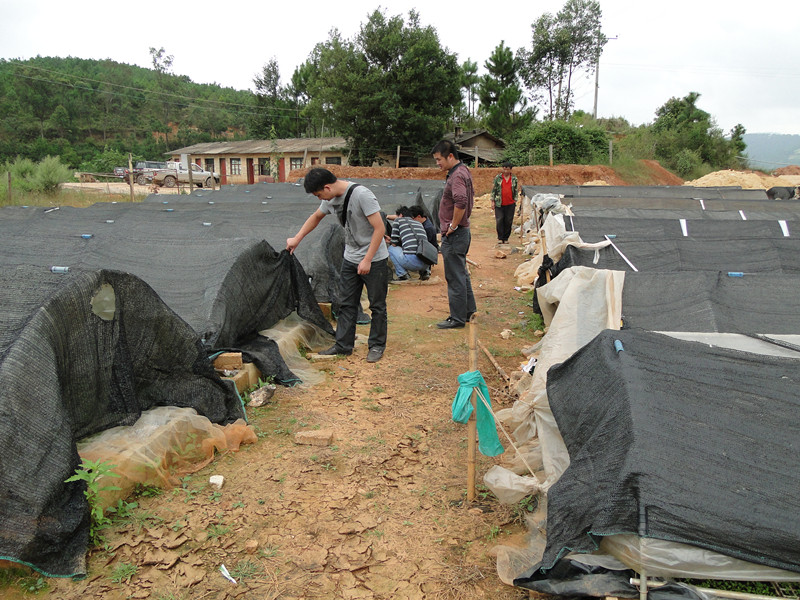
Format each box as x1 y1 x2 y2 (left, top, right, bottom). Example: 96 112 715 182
152 162 220 188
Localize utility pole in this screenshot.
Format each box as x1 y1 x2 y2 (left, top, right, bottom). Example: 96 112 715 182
592 61 600 120
593 35 618 120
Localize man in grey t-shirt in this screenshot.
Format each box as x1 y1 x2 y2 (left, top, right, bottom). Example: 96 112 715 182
286 168 389 363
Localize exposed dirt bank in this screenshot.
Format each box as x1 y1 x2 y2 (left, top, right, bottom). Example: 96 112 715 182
287 160 683 194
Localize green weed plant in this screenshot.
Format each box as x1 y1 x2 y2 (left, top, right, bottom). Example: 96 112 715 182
64 458 121 545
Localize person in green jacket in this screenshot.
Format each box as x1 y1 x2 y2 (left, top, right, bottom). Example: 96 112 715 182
490 161 520 244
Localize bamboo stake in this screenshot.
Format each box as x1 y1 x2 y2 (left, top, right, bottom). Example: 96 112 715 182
466 257 480 268
477 340 510 386
127 153 135 203
187 156 194 189
639 568 647 600
467 314 478 503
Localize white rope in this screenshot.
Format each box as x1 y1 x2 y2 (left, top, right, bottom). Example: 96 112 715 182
474 387 538 478
604 234 639 272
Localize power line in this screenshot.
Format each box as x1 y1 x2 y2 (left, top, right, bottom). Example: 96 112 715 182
603 62 798 79
7 61 309 118
739 155 800 168
10 71 311 122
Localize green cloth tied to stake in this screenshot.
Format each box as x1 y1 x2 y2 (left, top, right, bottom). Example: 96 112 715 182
451 371 504 457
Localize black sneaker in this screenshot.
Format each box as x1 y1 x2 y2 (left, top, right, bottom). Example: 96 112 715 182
393 274 410 281
419 269 431 281
317 345 352 356
436 317 465 329
366 347 384 363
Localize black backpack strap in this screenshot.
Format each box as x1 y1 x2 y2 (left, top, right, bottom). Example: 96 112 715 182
340 183 362 228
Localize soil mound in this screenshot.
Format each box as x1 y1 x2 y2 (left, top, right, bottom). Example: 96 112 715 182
774 165 800 176
684 169 796 189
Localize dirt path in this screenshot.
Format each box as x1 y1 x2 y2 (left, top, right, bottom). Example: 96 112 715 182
39 194 534 600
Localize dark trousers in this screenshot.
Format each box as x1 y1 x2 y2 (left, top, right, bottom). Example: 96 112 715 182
440 227 476 324
335 258 389 351
495 203 516 242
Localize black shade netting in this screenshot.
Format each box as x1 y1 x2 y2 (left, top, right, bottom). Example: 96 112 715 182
153 180 445 295
557 238 800 273
564 216 798 243
568 206 800 221
0 266 242 578
619 272 800 334
0 203 334 383
535 328 800 576
523 185 768 201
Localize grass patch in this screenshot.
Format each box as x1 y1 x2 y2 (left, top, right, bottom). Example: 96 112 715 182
109 562 138 584
610 156 676 186
678 580 797 597
486 346 520 358
259 546 280 559
228 559 264 580
206 523 231 539
0 566 48 595
133 483 162 498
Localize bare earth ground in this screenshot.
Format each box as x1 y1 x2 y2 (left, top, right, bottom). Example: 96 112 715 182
61 180 187 196
9 162 685 599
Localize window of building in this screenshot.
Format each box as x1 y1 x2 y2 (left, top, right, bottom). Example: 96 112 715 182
289 157 303 171
326 156 342 165
230 158 242 175
258 158 271 176
205 158 215 172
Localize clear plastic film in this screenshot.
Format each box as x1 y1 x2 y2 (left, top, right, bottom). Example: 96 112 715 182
77 406 256 509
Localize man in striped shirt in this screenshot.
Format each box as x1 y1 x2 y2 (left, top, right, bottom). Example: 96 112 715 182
387 206 429 281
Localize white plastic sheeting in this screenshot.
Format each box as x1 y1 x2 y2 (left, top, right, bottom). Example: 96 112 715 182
493 202 800 586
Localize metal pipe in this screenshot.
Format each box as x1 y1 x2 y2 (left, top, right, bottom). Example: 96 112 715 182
630 579 785 600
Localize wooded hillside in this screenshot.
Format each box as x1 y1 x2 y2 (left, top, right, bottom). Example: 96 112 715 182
0 56 256 166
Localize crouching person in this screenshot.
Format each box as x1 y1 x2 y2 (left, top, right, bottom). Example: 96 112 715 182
387 206 430 281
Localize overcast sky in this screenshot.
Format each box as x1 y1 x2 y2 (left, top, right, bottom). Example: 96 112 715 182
2 0 798 135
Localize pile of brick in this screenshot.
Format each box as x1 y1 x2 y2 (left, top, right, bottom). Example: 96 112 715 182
213 352 260 393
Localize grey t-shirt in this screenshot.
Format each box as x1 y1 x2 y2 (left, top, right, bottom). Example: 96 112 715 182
319 183 389 264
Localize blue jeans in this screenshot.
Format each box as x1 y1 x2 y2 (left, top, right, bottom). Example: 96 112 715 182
334 258 389 352
387 245 427 277
440 227 476 324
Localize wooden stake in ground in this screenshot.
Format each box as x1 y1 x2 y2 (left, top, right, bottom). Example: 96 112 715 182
466 314 478 503
127 153 135 203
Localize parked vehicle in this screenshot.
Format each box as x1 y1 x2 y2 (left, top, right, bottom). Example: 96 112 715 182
113 167 126 178
152 162 220 188
123 161 168 185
